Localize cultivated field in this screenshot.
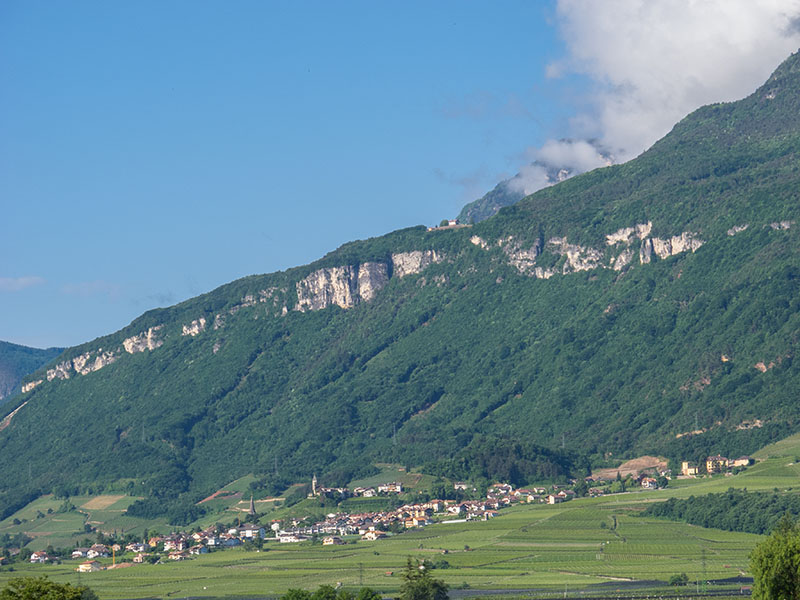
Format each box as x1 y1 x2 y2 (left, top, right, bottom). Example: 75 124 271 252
1 448 798 598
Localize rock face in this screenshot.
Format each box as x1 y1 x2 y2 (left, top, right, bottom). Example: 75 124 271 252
295 262 390 311
182 318 207 337
606 223 652 246
727 224 749 236
770 221 794 230
21 379 43 393
123 326 164 354
641 232 704 263
357 262 390 302
500 236 542 274
391 250 443 278
547 237 604 273
46 361 72 381
487 221 705 277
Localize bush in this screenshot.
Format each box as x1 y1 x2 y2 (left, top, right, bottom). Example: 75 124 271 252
0 576 98 599
669 573 689 586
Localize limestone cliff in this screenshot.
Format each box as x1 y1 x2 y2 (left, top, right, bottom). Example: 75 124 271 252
295 262 390 311
182 318 207 337
391 250 443 278
123 326 164 354
496 221 705 277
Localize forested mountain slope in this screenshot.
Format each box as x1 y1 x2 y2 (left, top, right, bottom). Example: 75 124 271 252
1 51 799 518
0 341 62 405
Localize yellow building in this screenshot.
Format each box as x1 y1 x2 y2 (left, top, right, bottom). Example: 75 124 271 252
706 455 729 473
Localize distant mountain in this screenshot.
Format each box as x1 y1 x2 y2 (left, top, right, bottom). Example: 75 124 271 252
1 50 799 520
456 139 612 224
0 341 62 405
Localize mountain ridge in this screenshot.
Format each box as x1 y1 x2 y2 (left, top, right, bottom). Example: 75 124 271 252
1 50 799 519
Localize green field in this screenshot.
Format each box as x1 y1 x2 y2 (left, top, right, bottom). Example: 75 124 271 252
0 500 759 598
2 453 798 598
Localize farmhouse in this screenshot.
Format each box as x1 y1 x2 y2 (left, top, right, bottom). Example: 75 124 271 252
641 477 658 489
29 551 50 563
323 535 345 545
681 461 699 476
77 560 102 573
706 455 729 473
377 482 403 494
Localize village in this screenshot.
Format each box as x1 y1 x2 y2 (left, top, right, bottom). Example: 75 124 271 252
18 453 752 573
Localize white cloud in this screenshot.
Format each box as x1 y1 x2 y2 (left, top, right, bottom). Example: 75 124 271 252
552 0 800 160
508 139 611 195
0 276 45 292
510 1 800 200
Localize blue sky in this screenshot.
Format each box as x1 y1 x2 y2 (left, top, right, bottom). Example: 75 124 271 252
2 1 799 348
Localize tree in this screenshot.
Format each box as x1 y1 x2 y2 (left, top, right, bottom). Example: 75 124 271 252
399 558 449 600
669 573 689 586
0 576 98 600
751 514 800 600
309 585 337 600
355 588 381 600
281 590 312 600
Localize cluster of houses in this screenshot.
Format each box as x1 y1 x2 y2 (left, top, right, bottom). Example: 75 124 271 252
680 455 752 477
311 475 403 499
23 470 704 572
279 481 586 543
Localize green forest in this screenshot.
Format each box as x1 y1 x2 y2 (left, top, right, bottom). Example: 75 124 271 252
644 488 800 534
1 52 799 520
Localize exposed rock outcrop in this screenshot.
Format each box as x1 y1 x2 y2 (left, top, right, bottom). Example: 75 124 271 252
46 361 72 381
182 318 207 337
92 350 117 371
606 222 652 245
470 235 489 249
21 379 43 393
639 233 704 264
500 222 703 276
391 250 443 278
770 220 794 230
357 263 390 302
295 262 390 311
500 236 541 273
123 326 164 354
547 237 604 273
727 224 748 236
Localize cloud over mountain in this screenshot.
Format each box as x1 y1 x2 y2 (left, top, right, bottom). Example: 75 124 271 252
549 0 800 162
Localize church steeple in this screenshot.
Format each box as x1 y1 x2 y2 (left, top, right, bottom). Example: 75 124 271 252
312 474 318 496
248 494 256 516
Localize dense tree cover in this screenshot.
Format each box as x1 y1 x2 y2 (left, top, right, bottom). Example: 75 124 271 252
643 489 800 534
751 515 800 600
399 558 449 600
280 585 381 600
0 342 62 405
0 576 97 600
1 53 799 517
425 436 581 486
